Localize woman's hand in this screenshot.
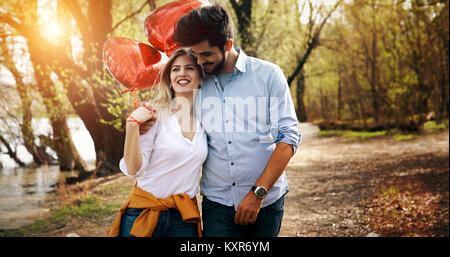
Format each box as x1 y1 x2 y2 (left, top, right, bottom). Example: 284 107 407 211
127 106 154 124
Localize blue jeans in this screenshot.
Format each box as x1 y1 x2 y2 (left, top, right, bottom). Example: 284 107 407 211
202 196 285 237
118 208 198 237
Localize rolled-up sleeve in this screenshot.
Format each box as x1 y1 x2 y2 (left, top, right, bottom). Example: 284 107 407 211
119 121 159 178
269 65 302 154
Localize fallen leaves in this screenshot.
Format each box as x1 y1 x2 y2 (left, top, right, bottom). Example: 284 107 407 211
365 169 449 237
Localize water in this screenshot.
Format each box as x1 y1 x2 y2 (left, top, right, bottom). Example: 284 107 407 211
0 118 96 229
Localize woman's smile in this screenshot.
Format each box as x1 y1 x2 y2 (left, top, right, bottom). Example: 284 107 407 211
177 78 191 86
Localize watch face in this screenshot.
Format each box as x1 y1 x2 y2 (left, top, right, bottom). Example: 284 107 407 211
256 187 267 198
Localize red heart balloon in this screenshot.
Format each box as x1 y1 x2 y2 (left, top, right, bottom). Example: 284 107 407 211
144 0 211 56
103 37 168 92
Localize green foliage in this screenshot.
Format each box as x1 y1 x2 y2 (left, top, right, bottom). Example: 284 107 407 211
377 186 400 197
54 195 119 219
304 0 449 126
1 0 448 168
423 120 448 132
317 127 439 141
96 183 133 197
393 134 415 141
318 130 387 140
0 192 122 236
112 0 151 41
0 0 166 168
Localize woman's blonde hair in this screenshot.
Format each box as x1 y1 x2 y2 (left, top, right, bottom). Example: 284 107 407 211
151 48 203 121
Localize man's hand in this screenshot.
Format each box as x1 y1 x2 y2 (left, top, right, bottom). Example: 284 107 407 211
139 118 156 135
234 191 263 225
234 142 294 225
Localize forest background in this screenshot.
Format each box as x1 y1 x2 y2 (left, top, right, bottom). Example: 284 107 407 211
0 0 448 181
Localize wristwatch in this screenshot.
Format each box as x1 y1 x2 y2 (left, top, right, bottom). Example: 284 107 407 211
251 185 268 200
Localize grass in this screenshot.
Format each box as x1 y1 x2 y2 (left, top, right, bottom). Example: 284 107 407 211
376 186 400 198
423 120 448 132
318 120 449 141
318 130 387 140
393 134 415 141
53 195 120 220
1 194 122 237
319 129 419 142
96 183 133 197
0 175 132 237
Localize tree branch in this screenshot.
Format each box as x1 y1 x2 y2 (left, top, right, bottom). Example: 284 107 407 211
111 1 151 32
62 0 91 43
0 14 26 34
229 0 239 12
0 135 25 167
287 0 343 86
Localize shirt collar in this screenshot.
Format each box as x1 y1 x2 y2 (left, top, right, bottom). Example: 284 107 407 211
234 48 247 73
206 48 247 84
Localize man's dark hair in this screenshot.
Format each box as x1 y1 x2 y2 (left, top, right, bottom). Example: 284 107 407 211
173 4 234 49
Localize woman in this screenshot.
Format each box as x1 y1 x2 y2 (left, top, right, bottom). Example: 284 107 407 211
107 48 207 237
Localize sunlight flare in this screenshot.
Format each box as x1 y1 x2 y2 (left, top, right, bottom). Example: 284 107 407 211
40 22 62 42
38 0 62 42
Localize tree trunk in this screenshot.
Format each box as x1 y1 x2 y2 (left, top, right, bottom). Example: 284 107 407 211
48 119 87 172
0 135 25 167
368 8 381 125
1 0 150 177
319 88 331 121
337 71 342 121
296 70 307 122
439 23 449 123
50 0 122 175
19 89 57 165
27 42 87 173
76 0 123 174
87 0 113 72
64 79 124 175
411 48 429 125
351 69 368 128
230 0 256 56
0 40 56 165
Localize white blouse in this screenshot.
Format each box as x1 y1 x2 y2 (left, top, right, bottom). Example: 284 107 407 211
119 114 208 199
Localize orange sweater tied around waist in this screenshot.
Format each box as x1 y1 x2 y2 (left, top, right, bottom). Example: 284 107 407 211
107 186 202 237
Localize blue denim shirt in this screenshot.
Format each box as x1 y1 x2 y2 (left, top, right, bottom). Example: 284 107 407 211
194 49 302 209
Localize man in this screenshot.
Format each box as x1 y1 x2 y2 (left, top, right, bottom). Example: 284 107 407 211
142 4 301 237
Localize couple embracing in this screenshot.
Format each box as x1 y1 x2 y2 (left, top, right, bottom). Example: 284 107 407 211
107 4 301 238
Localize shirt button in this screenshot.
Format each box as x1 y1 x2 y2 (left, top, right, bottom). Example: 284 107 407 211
232 183 236 186
231 162 234 166
228 141 232 144
225 120 229 123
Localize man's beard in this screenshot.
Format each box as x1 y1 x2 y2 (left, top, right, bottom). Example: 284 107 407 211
204 50 226 75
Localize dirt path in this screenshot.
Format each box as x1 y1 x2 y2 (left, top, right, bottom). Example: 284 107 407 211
280 123 449 236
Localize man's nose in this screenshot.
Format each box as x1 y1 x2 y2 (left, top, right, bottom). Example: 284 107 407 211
197 56 205 66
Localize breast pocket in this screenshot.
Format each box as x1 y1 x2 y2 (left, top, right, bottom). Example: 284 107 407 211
206 132 226 153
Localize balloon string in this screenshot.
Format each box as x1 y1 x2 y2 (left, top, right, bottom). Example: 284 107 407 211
133 90 140 108
144 89 152 103
121 88 134 94
120 87 140 109
144 68 163 103
122 65 163 108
